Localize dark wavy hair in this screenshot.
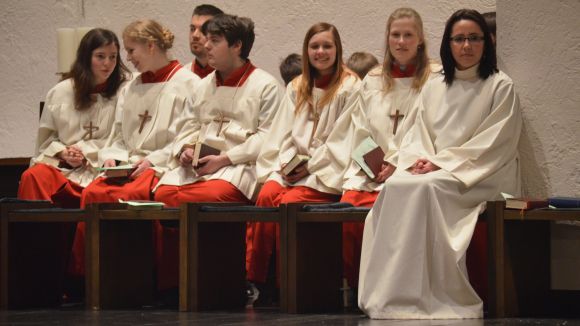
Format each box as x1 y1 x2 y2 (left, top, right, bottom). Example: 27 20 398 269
440 9 497 86
66 28 129 110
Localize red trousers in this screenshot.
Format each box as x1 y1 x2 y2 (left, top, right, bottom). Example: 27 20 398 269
245 180 340 284
18 163 83 207
467 221 488 303
153 180 249 290
340 190 379 288
69 169 159 277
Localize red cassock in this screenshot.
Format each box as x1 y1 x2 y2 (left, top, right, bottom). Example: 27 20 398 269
18 163 83 207
340 190 379 288
192 60 214 79
245 180 340 284
153 179 249 290
68 169 159 277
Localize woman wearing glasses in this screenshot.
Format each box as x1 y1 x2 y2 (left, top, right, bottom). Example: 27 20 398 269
358 9 522 319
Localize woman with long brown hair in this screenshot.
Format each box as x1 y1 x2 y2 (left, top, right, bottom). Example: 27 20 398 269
245 22 360 304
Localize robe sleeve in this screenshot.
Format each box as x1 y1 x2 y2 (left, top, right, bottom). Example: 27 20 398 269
226 81 283 164
35 89 66 164
98 86 130 166
255 83 297 182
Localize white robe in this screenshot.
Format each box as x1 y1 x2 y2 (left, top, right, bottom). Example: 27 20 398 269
256 74 360 194
98 67 200 175
33 79 119 187
359 65 522 319
156 68 284 200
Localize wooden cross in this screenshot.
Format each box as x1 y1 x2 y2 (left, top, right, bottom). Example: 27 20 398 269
213 112 231 136
82 121 99 140
308 110 321 147
138 110 152 134
389 109 405 135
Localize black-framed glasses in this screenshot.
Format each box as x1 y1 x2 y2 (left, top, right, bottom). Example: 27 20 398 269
450 35 485 44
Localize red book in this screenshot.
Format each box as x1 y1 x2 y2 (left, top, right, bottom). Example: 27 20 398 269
505 198 548 210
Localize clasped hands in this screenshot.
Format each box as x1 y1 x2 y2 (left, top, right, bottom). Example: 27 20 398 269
179 147 232 176
58 145 85 168
409 158 440 174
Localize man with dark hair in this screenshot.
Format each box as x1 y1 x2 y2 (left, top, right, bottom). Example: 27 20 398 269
185 4 224 78
153 14 284 293
279 53 302 85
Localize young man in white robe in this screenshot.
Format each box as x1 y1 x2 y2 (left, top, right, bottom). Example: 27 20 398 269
358 9 522 319
183 4 223 78
153 14 284 291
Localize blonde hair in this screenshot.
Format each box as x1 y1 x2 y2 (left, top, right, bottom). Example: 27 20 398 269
295 22 356 115
382 8 430 92
123 19 174 51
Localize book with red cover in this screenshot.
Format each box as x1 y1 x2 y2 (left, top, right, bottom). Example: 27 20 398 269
505 198 548 210
362 146 386 179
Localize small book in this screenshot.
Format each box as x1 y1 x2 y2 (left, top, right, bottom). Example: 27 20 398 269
97 165 136 178
505 198 548 210
281 154 310 176
191 142 221 167
352 137 385 179
119 199 164 210
548 197 580 209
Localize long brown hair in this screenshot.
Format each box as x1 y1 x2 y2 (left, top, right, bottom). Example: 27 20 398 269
295 22 354 114
382 8 431 92
67 28 129 110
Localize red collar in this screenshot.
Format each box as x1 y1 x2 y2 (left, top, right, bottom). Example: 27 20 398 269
92 81 107 94
141 60 182 83
391 63 416 78
216 60 256 87
314 74 333 89
192 60 214 79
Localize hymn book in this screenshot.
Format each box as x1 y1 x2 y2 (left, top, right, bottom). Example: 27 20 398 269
352 137 385 179
282 154 310 176
191 142 221 167
548 197 580 209
505 198 549 210
97 165 136 178
119 199 164 210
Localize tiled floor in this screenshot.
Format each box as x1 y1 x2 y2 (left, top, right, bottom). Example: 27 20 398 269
0 308 578 326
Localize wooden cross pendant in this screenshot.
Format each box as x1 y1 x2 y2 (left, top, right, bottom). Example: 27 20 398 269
82 121 99 140
213 112 231 136
138 110 152 134
389 109 405 135
309 110 321 147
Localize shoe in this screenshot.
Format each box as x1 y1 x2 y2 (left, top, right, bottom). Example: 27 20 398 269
246 281 260 308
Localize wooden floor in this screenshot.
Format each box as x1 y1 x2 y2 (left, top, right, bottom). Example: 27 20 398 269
0 308 577 326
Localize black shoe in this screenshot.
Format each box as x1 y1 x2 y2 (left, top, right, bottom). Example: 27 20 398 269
246 281 260 308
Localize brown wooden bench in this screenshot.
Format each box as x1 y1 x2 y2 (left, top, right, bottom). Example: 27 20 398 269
0 200 85 309
179 202 287 312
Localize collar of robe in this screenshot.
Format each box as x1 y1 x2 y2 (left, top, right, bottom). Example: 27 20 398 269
391 63 416 78
314 73 333 89
193 59 214 79
455 63 480 80
141 60 182 84
92 81 107 94
216 60 256 87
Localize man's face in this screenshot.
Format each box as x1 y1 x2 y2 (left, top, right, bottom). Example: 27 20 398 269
190 15 213 57
205 33 240 73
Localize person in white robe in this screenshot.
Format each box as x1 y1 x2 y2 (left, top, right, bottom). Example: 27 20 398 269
359 9 522 319
18 28 130 206
245 22 360 304
183 4 223 78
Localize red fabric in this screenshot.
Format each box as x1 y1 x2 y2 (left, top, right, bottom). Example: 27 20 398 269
216 60 256 87
246 181 340 283
340 190 379 288
192 60 214 79
467 220 488 303
391 63 416 78
92 81 107 94
141 60 182 83
18 163 83 207
314 74 333 89
153 180 249 290
68 169 159 277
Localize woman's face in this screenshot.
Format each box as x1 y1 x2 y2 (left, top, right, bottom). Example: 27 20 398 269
388 17 421 66
450 19 485 70
124 38 152 73
91 42 118 84
307 30 337 76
